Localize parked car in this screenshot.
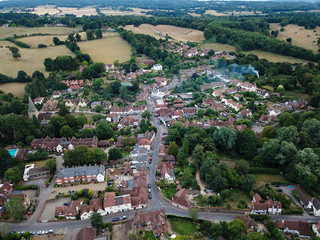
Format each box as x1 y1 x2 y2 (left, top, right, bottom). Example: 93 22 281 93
112 218 120 222
204 189 208 194
150 152 153 156
149 156 152 160
63 202 69 206
276 189 283 192
148 183 151 188
274 184 280 187
151 146 154 150
122 216 127 220
149 160 152 164
148 194 152 199
148 189 151 193
37 231 42 235
48 230 54 234
148 166 151 170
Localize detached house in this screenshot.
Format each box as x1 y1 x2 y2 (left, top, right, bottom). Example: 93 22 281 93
157 162 175 183
172 187 191 210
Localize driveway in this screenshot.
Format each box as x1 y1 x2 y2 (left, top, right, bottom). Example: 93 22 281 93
278 186 309 216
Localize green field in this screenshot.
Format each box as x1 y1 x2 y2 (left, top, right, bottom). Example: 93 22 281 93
170 219 198 236
200 42 236 53
254 174 286 187
0 26 81 39
229 189 251 208
242 50 309 63
161 187 177 199
284 89 310 100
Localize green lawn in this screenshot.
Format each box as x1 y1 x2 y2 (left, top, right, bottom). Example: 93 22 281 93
143 231 156 240
229 189 251 208
284 89 310 100
254 174 286 187
121 151 130 158
170 219 198 236
161 187 177 199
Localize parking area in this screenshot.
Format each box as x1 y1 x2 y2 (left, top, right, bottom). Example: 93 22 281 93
21 178 48 188
49 182 107 199
40 197 71 221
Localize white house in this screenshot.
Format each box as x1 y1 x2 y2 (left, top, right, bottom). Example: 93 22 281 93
78 99 88 108
151 64 163 71
104 192 132 214
313 221 320 237
309 198 320 216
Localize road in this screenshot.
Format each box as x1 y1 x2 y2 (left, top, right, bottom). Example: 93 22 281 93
6 74 320 233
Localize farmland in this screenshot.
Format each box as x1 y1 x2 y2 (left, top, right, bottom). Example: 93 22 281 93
205 10 264 16
77 33 131 64
270 23 320 53
0 41 74 77
200 42 236 53
0 26 81 39
19 35 67 48
29 5 97 17
242 50 309 63
100 7 151 16
124 24 204 42
0 82 27 98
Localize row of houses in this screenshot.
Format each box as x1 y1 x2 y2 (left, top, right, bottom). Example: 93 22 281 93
250 193 282 215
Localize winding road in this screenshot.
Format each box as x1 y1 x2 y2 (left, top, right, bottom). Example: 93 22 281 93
5 75 320 233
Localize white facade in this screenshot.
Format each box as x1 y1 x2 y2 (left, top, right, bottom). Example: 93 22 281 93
151 64 163 71
268 206 282 214
313 224 320 237
96 173 105 182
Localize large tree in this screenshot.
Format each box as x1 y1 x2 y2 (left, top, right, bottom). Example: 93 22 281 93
108 148 122 160
236 129 257 159
4 167 21 183
5 196 26 221
213 127 237 152
0 148 12 175
91 212 104 234
95 122 114 140
45 159 56 173
168 141 179 158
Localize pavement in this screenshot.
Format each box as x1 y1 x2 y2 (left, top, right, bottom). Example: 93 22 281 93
6 74 320 233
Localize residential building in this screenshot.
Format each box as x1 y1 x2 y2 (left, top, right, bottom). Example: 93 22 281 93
103 192 132 214
276 220 311 239
313 221 320 237
80 198 105 220
309 197 320 216
157 162 175 182
151 64 163 71
23 165 50 181
172 188 191 210
250 193 282 214
55 165 105 185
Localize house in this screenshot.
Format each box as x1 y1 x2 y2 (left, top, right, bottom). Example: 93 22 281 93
151 64 163 71
235 214 258 230
55 206 68 217
52 91 61 98
132 208 167 236
172 188 191 210
105 64 114 72
182 108 197 117
130 173 147 209
80 198 105 220
78 99 88 108
33 97 44 104
295 188 310 208
138 138 151 151
250 193 282 214
157 162 175 183
309 197 320 216
162 155 175 165
266 199 282 214
91 101 101 109
276 220 311 239
212 91 224 99
76 227 110 240
0 182 13 208
55 165 105 185
313 221 320 237
23 165 50 181
103 192 132 214
65 200 81 220
154 99 167 111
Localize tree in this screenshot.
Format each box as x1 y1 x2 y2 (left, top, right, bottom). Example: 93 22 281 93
192 144 205 165
58 105 70 117
227 219 246 239
236 128 257 159
276 126 299 145
95 122 114 140
168 141 179 158
53 37 62 45
7 46 21 60
44 58 54 71
45 159 56 173
60 125 73 138
75 33 82 42
0 148 12 175
301 118 320 145
189 207 199 220
63 146 106 167
182 139 189 155
141 110 151 119
108 148 122 160
81 129 94 138
91 212 104 234
235 160 250 175
197 109 205 118
119 86 128 100
86 29 94 40
213 127 237 152
241 174 256 192
95 29 103 39
5 167 21 183
5 196 25 221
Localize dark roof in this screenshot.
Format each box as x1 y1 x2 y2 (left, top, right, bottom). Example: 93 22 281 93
312 198 320 210
29 166 50 176
295 188 309 206
76 227 95 240
28 97 37 112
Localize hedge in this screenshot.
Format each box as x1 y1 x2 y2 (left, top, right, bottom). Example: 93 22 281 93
249 214 271 221
282 208 303 215
15 185 38 190
6 37 30 48
248 167 280 174
292 190 301 202
270 181 290 185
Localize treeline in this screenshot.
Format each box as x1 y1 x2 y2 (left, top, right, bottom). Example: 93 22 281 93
6 37 30 48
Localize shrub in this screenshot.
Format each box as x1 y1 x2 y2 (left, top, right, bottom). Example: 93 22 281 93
292 190 301 202
248 167 280 174
15 185 38 190
38 44 47 48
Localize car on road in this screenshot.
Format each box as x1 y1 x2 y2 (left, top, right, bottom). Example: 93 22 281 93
148 183 151 188
158 122 161 125
112 218 120 222
120 216 127 220
63 202 69 206
149 160 152 164
151 146 154 150
150 152 153 156
148 194 152 199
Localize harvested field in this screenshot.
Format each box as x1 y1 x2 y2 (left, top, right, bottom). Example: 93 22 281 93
205 10 263 16
0 82 27 98
77 34 131 64
125 24 204 42
242 50 308 63
0 26 81 39
270 23 320 53
19 35 68 48
100 7 151 16
0 41 74 77
200 42 236 52
29 5 97 17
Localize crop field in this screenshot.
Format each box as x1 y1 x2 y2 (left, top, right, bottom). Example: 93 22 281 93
77 34 131 64
243 50 308 63
29 5 97 17
0 82 27 98
0 41 74 77
125 24 204 42
270 23 320 53
100 7 151 16
19 35 68 48
0 26 81 39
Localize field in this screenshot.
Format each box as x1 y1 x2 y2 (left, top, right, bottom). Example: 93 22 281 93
229 189 251 208
0 82 27 98
200 42 236 52
0 26 81 39
29 5 97 17
284 89 310 100
242 50 309 63
270 23 320 53
254 174 286 187
100 7 151 16
205 10 264 16
124 24 204 42
0 41 74 77
169 219 197 236
77 34 131 64
19 35 67 48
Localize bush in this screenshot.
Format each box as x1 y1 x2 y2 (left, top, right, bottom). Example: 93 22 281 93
15 185 38 190
249 214 271 221
248 167 280 174
6 37 30 48
38 44 47 48
292 190 301 202
270 181 290 185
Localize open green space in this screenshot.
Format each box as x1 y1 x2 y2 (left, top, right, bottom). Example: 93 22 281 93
169 218 198 236
242 50 309 64
254 174 286 187
161 187 177 199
